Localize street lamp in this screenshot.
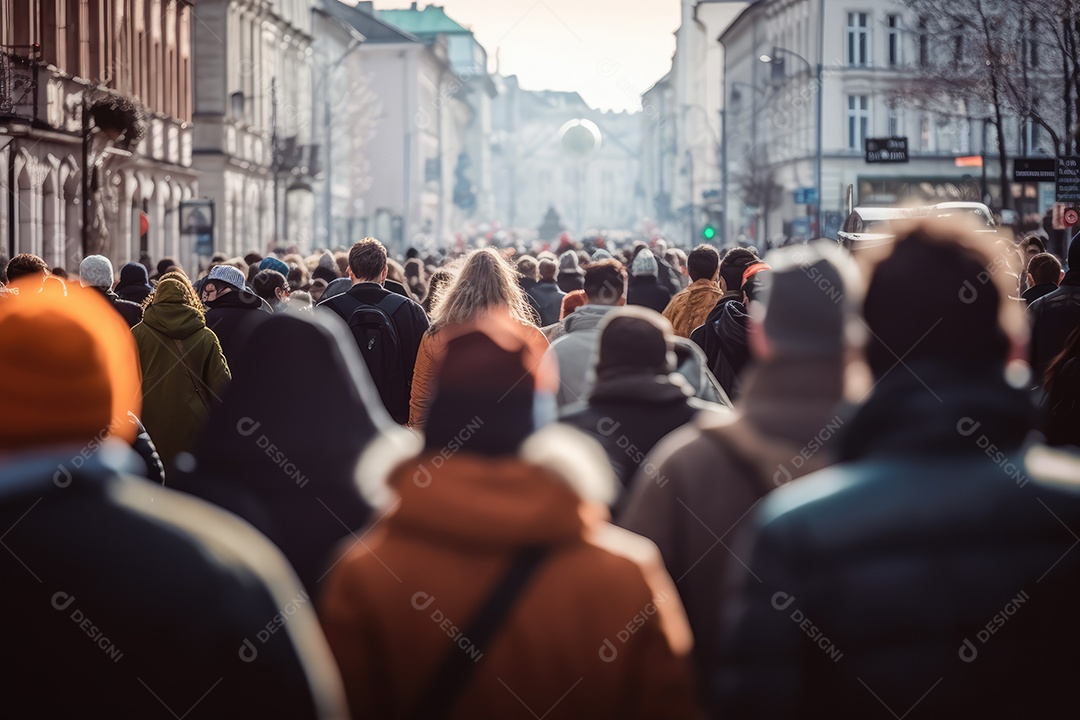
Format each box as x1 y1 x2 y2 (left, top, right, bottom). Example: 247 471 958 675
760 45 823 239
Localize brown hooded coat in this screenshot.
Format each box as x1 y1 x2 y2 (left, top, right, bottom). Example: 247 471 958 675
320 426 702 720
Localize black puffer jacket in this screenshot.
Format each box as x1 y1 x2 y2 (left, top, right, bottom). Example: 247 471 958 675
691 295 751 400
1028 272 1080 382
92 286 143 328
714 364 1080 719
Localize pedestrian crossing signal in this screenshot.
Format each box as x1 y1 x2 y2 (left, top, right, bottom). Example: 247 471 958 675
702 225 717 240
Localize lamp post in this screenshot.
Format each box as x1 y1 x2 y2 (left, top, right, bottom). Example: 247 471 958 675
760 45 823 238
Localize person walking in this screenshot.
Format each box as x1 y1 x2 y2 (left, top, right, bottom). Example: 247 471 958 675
78 255 142 327
620 241 860 694
202 264 273 367
114 261 154 305
132 273 231 474
1029 237 1080 382
319 238 429 424
557 249 586 293
178 311 399 595
0 282 348 718
409 247 547 428
529 257 566 326
321 320 701 720
714 219 1080 718
560 306 728 509
626 248 672 313
662 245 722 338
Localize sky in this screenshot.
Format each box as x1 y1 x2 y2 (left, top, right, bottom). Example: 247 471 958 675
370 0 682 113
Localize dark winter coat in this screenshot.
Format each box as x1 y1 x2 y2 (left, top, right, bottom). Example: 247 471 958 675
712 364 1080 719
1 443 348 718
1043 356 1080 447
178 311 393 595
91 286 143 327
115 262 153 305
318 281 430 424
691 294 752 400
132 292 231 473
560 371 722 507
627 274 673 314
204 287 273 369
528 278 566 326
1028 271 1080 382
1022 282 1059 306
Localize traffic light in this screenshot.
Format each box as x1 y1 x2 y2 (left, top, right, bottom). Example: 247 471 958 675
702 224 717 241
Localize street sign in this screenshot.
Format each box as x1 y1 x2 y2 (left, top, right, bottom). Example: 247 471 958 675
793 187 818 204
865 137 909 163
1014 157 1057 182
791 216 811 239
1057 157 1080 202
1065 208 1080 227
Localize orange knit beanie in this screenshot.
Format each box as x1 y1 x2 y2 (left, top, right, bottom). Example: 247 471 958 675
0 280 141 451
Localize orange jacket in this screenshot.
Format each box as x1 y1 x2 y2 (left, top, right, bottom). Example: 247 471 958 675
408 313 550 428
663 278 723 338
320 426 701 720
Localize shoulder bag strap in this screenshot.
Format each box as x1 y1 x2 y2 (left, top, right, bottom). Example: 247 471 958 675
170 336 212 413
410 546 550 720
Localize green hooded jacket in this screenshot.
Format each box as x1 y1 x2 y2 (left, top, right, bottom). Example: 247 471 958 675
132 281 230 472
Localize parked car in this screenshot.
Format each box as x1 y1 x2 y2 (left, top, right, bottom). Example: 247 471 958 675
838 202 996 251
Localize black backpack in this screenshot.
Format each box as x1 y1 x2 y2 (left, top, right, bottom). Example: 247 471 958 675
340 293 410 423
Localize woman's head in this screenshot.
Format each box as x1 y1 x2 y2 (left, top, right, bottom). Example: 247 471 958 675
147 272 204 318
422 267 456 315
430 248 532 331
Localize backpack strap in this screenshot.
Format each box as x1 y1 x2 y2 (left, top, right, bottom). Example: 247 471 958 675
410 546 550 720
375 291 409 317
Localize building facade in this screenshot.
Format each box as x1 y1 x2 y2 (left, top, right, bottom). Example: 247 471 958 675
1 0 195 270
191 0 315 264
720 0 1045 246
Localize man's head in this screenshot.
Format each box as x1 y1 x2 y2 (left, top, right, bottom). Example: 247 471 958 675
1027 253 1063 288
687 244 721 282
1019 234 1046 259
201 264 247 304
583 259 627 306
6 253 49 285
156 258 179 278
538 258 558 282
863 218 1024 379
516 255 539 282
79 255 114 289
347 238 388 284
718 247 759 295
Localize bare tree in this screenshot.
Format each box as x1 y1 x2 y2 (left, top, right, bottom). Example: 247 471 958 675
733 147 783 242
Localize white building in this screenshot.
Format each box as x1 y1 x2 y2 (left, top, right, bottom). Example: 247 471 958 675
1 0 196 271
720 0 1044 246
191 0 315 262
642 0 749 246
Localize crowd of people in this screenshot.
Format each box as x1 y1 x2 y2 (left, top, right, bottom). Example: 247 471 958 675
2 216 1080 718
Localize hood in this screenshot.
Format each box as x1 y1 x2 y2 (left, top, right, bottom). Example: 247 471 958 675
357 424 617 547
194 311 398 497
558 250 584 275
563 304 615 334
141 299 206 339
206 286 272 313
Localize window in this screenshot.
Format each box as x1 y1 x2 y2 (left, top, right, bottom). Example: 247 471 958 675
848 95 869 150
1024 17 1039 68
846 13 870 66
887 15 902 66
888 109 901 138
952 23 964 63
920 115 932 151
